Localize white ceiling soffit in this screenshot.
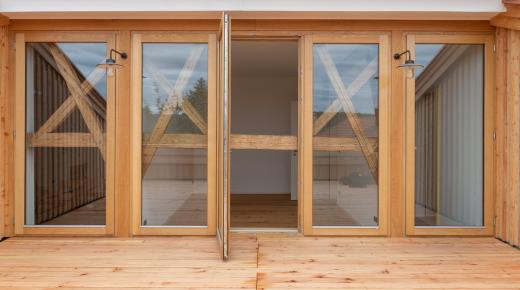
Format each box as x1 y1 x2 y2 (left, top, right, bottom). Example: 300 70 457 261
0 0 506 20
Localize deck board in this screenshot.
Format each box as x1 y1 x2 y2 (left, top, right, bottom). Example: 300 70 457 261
0 235 519 289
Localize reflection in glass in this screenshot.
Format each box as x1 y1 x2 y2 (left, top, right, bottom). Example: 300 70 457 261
414 44 484 227
25 42 108 225
312 44 379 227
141 43 209 226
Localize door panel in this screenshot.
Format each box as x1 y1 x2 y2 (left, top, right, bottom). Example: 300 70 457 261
131 33 216 235
14 32 116 235
404 34 494 236
303 34 389 236
217 13 231 259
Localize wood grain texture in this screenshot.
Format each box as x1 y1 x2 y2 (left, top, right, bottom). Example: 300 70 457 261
0 22 8 238
0 235 519 289
495 27 520 247
114 30 132 237
389 30 405 237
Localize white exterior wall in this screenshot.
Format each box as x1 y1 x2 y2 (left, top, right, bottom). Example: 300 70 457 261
0 0 505 19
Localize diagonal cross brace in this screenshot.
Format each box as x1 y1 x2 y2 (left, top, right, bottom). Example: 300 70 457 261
313 57 378 136
142 46 205 174
317 47 378 181
47 43 107 160
32 67 105 140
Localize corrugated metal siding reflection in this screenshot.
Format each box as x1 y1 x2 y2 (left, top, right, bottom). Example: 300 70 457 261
30 45 106 225
415 45 484 226
438 45 483 226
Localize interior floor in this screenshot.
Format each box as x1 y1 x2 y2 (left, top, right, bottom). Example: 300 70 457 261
43 198 105 226
231 194 297 228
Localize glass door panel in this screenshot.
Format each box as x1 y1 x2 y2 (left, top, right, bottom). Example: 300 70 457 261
312 43 379 227
132 33 216 235
15 33 116 235
141 43 209 227
303 35 389 235
405 34 494 236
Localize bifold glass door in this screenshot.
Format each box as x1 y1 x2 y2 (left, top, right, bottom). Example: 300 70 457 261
131 33 217 235
303 34 389 235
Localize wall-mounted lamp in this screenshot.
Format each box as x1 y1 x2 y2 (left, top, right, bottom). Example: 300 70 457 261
394 50 424 78
97 49 128 76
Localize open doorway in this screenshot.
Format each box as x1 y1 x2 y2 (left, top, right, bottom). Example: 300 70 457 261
230 40 299 229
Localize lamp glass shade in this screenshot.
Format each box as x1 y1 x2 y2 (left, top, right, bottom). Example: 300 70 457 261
96 58 124 70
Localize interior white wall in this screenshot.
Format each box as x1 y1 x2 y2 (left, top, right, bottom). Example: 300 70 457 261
230 41 298 194
230 76 298 194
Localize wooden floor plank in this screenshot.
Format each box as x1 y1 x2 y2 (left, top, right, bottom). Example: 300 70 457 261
0 235 519 289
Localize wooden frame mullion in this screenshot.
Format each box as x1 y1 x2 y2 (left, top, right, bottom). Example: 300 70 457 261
14 32 117 235
131 32 217 236
303 33 390 236
404 33 495 236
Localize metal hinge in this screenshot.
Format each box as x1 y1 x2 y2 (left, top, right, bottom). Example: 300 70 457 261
13 130 15 138
493 42 496 53
493 131 496 140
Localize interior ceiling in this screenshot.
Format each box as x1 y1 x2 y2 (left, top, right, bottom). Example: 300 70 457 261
232 41 298 78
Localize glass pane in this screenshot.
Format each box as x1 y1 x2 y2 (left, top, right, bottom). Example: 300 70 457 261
312 44 379 227
25 42 108 226
141 43 209 226
414 44 484 227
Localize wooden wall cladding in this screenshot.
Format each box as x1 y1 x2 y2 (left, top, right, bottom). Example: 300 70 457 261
0 18 9 238
495 26 520 247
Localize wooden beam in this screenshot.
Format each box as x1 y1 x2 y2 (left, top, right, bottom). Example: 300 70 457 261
47 43 106 160
27 133 98 148
143 133 207 149
317 47 378 180
313 57 378 135
491 14 520 30
183 99 208 134
230 134 297 150
142 46 205 173
314 136 377 151
142 133 371 152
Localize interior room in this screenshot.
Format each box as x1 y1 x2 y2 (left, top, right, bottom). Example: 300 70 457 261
230 40 299 228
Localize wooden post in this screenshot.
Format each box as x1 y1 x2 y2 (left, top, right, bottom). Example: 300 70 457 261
0 15 9 238
492 3 520 247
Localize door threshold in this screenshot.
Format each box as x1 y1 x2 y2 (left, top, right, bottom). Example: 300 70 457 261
231 227 298 233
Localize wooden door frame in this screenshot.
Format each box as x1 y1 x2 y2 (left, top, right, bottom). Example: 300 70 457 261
14 31 117 235
404 33 495 236
130 32 217 236
302 33 391 236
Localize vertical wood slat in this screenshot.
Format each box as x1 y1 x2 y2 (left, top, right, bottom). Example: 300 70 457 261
495 27 520 247
0 20 8 238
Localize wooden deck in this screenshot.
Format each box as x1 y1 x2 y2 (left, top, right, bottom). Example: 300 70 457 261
0 234 519 289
